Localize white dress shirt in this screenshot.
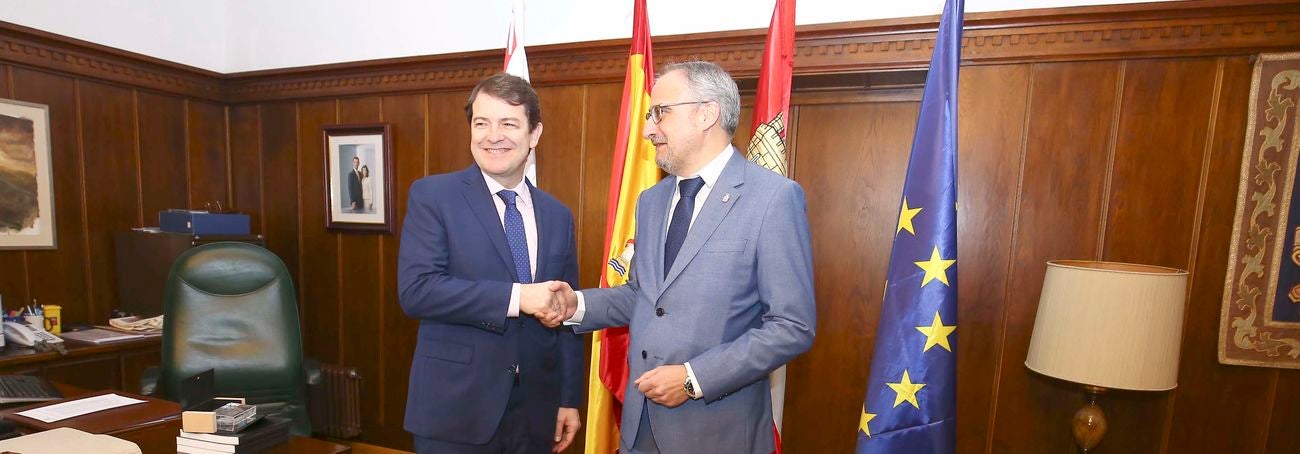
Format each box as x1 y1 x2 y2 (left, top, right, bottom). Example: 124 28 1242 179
568 145 737 399
481 173 538 318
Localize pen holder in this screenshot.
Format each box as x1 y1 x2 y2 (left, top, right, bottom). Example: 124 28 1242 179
23 315 43 329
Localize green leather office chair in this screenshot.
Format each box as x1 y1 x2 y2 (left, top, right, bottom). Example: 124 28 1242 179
140 242 315 436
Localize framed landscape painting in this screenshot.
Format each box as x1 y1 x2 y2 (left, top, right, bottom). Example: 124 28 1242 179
0 98 55 249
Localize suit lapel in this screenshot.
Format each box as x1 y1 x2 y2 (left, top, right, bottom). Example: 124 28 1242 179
661 153 747 290
639 179 673 298
460 168 519 280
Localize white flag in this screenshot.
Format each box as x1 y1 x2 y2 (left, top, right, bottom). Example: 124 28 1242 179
503 0 537 185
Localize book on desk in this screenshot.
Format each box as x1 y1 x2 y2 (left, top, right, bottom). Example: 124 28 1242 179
177 416 291 454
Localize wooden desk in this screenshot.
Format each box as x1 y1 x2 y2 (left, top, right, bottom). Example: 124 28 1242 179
0 336 161 394
0 382 350 453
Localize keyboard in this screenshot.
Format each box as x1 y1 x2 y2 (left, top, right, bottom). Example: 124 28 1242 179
0 375 62 404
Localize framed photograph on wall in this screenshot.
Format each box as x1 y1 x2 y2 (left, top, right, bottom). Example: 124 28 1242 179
0 98 56 249
323 123 393 233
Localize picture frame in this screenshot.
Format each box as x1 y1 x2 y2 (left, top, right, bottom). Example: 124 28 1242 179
1219 52 1300 369
323 123 393 233
0 98 56 249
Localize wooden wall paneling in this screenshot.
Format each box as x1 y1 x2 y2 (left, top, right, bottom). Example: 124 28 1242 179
952 64 1030 453
534 85 585 418
335 95 385 443
0 64 28 311
733 104 754 158
258 103 300 310
187 100 230 209
6 6 1300 452
575 83 620 290
782 100 919 454
136 91 189 219
987 61 1121 453
11 68 90 323
566 82 622 454
78 80 139 322
1165 56 1275 454
1267 370 1300 452
534 85 585 216
296 99 339 363
377 93 427 450
1102 58 1219 267
228 105 263 232
426 91 472 176
1094 57 1219 452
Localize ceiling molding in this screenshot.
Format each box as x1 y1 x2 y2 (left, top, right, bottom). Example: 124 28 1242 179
220 1 1300 103
1 1 1297 104
0 21 223 101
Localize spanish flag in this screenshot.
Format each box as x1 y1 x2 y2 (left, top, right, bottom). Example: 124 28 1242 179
585 0 658 452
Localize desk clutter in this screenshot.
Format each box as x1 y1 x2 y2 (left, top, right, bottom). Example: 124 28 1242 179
106 314 163 334
57 315 164 345
177 416 291 454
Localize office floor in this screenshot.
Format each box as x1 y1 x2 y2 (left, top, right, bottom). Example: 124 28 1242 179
348 441 412 454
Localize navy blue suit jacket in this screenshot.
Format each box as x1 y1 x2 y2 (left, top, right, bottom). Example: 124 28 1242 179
397 164 583 444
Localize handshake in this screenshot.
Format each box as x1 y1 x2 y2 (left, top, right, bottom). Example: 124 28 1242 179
519 281 579 328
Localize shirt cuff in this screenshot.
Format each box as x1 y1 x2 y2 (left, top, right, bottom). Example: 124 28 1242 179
563 291 587 325
684 362 704 399
507 283 521 318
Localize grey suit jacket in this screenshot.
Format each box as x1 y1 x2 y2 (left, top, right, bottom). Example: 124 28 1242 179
577 151 816 454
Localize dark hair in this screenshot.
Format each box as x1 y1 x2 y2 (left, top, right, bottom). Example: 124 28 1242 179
464 73 542 131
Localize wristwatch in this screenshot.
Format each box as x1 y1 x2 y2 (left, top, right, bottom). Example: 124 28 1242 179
682 377 696 398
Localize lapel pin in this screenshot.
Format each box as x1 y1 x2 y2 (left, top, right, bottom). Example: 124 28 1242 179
722 193 731 203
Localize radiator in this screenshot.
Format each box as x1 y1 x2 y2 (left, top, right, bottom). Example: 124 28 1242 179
310 363 363 439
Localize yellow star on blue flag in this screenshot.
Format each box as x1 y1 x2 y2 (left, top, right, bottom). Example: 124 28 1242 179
857 0 962 452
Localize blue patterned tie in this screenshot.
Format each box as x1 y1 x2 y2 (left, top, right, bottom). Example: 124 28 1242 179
497 190 532 284
664 177 705 273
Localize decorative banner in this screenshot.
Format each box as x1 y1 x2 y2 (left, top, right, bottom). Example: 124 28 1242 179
1220 52 1300 369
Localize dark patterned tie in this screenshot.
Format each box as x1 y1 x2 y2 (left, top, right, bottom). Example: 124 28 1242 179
663 177 705 273
497 190 532 283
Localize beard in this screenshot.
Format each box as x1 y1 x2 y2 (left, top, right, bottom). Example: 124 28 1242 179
655 153 677 175
655 143 688 175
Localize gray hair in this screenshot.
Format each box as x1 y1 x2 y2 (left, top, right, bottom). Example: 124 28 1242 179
658 61 740 135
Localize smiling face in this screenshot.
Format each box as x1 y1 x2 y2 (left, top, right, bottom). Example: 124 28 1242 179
469 93 542 187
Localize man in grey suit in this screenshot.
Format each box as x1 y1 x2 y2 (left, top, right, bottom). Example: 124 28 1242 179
547 61 816 453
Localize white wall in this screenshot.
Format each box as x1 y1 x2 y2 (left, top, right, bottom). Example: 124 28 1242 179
0 0 227 72
0 0 1174 74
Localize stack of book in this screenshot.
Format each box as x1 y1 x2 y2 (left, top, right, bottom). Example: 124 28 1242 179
176 416 291 454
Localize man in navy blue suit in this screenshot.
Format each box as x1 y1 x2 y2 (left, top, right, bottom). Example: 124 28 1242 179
398 73 582 453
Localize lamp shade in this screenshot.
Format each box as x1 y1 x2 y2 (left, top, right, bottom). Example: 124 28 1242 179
1025 260 1188 391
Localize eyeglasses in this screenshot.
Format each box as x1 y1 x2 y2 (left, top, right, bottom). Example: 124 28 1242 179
645 101 710 124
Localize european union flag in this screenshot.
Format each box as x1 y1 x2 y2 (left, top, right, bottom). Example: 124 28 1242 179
856 0 962 452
